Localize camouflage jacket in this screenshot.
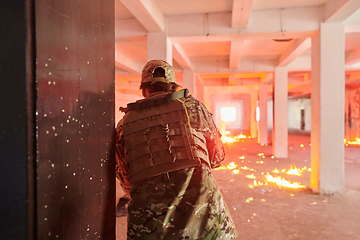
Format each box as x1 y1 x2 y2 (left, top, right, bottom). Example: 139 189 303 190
115 92 238 239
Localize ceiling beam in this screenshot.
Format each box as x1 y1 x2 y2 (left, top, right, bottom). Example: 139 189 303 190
115 19 147 42
261 73 273 83
349 71 360 81
228 73 236 84
173 43 193 70
115 50 140 73
229 40 244 68
323 0 360 23
278 38 311 66
167 7 320 43
346 45 360 65
345 24 360 33
120 0 165 32
231 0 254 28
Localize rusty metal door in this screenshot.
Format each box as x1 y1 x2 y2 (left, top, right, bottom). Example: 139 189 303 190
35 0 115 239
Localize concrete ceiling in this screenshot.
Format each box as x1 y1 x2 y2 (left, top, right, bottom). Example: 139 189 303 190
115 0 360 97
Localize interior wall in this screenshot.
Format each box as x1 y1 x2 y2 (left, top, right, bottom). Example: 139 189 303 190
204 86 258 138
268 98 311 132
288 98 312 131
345 83 360 140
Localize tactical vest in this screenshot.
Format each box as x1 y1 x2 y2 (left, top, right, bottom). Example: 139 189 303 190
122 89 210 183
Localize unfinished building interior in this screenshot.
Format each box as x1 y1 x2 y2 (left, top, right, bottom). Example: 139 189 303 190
2 0 360 239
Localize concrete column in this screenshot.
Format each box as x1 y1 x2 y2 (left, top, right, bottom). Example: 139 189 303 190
250 91 258 138
196 84 204 103
258 83 268 145
272 67 288 158
183 69 196 97
147 32 172 64
311 23 345 194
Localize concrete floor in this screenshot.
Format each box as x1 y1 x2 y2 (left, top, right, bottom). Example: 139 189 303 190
116 131 360 239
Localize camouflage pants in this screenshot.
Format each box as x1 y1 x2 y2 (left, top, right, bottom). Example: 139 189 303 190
127 164 238 240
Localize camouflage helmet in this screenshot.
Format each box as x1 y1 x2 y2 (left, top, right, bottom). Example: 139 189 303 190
141 60 176 84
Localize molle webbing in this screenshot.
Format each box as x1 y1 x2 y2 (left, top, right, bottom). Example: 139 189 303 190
126 89 189 112
123 95 210 183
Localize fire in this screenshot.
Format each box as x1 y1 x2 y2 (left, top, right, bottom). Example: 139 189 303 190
222 136 236 143
240 166 255 172
214 161 237 171
227 162 237 169
286 166 302 176
265 174 306 189
344 138 360 146
246 174 256 179
221 130 250 143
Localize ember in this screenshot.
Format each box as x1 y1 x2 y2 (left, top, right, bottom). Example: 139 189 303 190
246 174 256 179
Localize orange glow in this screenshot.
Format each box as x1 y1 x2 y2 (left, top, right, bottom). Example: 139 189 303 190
344 138 360 146
245 197 254 203
227 162 237 169
221 107 236 121
221 130 250 143
265 174 306 189
286 166 302 176
246 174 256 179
214 162 240 172
240 166 255 172
222 136 236 143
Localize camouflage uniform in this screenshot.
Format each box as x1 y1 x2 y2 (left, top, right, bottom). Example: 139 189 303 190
116 93 238 240
115 59 238 239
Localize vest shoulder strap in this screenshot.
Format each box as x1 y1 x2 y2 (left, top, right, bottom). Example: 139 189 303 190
126 89 189 111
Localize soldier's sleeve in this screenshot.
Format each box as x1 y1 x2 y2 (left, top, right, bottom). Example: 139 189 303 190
184 96 225 168
115 119 131 197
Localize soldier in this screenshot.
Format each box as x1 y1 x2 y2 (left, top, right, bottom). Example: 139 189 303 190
115 60 238 239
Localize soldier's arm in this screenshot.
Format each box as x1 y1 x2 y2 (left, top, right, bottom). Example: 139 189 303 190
184 96 225 168
115 120 131 197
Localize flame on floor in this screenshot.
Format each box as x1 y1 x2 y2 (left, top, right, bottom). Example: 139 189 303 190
265 174 306 189
344 138 360 146
215 161 310 189
221 130 251 143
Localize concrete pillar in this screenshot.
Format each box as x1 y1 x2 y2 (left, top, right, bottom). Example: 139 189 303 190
272 67 288 158
147 32 172 64
258 83 268 145
196 84 204 103
250 91 258 138
183 69 196 97
311 23 345 194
